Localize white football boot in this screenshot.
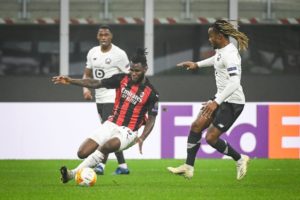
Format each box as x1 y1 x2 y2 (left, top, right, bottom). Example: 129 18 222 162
236 154 250 180
167 164 194 179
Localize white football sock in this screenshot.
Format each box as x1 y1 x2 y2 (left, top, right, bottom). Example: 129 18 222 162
72 150 104 174
119 163 128 169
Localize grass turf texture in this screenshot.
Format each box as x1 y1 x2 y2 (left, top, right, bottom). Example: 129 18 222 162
0 159 299 200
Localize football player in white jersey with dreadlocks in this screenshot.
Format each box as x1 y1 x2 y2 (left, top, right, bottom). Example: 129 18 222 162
168 19 250 180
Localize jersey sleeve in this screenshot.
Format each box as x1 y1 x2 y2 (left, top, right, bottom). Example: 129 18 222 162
146 92 159 117
214 76 240 104
101 73 126 89
117 51 130 73
223 51 241 76
196 55 215 68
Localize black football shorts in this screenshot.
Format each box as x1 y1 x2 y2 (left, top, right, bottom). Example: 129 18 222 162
212 102 244 132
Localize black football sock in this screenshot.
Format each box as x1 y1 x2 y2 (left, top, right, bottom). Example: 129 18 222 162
115 151 126 164
186 131 202 166
211 139 241 161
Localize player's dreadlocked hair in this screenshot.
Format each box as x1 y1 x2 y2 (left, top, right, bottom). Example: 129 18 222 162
131 48 148 67
211 19 249 51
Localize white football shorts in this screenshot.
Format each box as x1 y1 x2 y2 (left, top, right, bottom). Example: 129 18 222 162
89 120 138 151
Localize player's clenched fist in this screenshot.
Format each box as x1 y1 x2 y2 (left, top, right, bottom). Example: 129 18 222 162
52 76 71 85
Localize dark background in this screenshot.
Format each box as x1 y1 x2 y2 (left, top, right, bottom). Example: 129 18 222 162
0 75 299 102
0 24 299 102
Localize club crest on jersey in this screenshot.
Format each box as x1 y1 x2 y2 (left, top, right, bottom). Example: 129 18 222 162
121 88 143 105
217 54 221 61
105 58 112 64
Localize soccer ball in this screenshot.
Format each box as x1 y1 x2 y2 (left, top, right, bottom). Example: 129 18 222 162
75 167 97 186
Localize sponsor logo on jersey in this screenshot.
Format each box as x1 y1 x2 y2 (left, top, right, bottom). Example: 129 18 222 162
121 87 143 105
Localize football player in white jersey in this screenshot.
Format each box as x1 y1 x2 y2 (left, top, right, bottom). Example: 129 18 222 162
80 25 130 175
167 19 250 180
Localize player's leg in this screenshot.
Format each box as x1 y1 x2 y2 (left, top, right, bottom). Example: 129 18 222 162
60 148 106 183
114 151 130 174
60 123 113 183
77 138 99 159
66 129 132 181
61 137 100 183
89 124 138 159
101 103 130 175
100 137 121 154
206 125 242 160
206 102 249 180
93 103 110 174
77 137 108 175
167 106 212 179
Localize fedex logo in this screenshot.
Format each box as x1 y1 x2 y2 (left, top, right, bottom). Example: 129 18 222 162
269 105 300 158
160 103 300 159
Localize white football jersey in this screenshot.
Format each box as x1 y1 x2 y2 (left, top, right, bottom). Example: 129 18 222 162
86 44 129 103
197 43 245 104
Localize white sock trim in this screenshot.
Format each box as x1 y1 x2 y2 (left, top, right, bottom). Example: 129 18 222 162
119 163 128 169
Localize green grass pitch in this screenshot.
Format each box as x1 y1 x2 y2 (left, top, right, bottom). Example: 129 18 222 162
0 159 299 200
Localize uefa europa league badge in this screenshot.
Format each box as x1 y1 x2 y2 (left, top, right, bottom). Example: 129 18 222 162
105 58 112 64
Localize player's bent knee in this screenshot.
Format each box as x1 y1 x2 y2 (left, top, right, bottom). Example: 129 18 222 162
100 144 114 154
205 134 217 146
101 138 121 154
77 150 88 159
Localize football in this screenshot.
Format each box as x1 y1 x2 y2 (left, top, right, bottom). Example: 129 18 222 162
75 167 97 186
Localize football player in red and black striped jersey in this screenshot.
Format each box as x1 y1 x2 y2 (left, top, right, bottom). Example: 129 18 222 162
53 48 159 184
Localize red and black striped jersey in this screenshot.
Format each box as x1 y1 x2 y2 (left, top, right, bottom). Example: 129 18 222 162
101 73 159 131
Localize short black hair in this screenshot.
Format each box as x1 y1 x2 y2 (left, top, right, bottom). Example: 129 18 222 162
131 48 148 67
99 24 112 32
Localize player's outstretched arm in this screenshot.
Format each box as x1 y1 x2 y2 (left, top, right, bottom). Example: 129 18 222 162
136 115 156 154
52 75 71 84
52 75 102 89
177 61 198 70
